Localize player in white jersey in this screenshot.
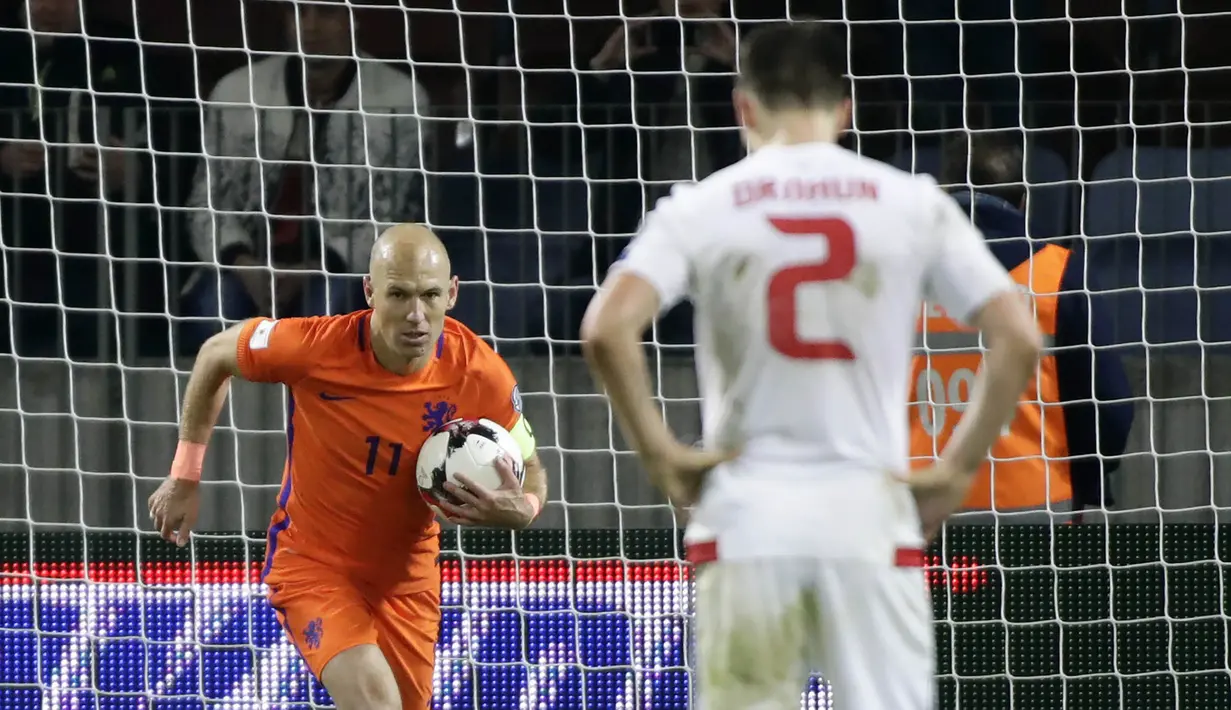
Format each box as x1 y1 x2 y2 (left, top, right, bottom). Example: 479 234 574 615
580 22 1043 710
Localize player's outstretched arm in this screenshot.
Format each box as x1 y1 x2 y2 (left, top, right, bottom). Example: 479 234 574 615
179 323 247 447
150 317 319 545
147 322 260 546
911 292 1043 538
581 272 737 508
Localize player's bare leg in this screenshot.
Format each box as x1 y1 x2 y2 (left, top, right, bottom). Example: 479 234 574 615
320 645 403 710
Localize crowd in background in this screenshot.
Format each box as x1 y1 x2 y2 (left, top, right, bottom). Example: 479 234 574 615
0 0 1223 361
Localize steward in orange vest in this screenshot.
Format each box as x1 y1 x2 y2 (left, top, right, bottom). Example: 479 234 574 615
909 189 1134 518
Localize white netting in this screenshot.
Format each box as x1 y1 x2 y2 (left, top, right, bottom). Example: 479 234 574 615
1 1 1230 708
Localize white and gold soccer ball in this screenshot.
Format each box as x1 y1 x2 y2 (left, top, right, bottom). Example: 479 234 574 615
415 418 526 517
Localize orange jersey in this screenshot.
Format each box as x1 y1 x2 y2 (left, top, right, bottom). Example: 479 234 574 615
236 311 525 593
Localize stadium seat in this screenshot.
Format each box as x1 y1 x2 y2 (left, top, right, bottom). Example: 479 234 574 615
888 144 1072 238
1084 147 1231 349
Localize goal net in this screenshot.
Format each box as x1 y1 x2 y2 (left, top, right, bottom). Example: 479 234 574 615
2 0 1230 708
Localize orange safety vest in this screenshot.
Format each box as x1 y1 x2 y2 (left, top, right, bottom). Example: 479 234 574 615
908 244 1070 512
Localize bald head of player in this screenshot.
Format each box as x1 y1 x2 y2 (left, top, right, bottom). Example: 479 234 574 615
364 223 459 370
733 22 852 152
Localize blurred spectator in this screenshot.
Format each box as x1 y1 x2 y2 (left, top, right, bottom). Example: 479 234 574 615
584 0 742 233
0 0 152 358
911 134 1133 521
180 0 428 351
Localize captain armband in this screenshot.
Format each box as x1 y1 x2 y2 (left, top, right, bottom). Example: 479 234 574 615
508 414 538 461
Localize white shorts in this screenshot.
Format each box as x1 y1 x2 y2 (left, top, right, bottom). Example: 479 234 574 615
694 556 935 710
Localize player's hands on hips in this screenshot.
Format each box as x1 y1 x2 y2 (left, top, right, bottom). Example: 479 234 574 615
645 440 738 509
147 478 201 548
897 462 976 542
438 454 535 529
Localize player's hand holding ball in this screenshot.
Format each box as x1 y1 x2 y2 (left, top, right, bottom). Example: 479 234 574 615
416 419 536 529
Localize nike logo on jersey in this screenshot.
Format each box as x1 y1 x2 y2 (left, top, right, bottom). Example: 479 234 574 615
319 393 355 401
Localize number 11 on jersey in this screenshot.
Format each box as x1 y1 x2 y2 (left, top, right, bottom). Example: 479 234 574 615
765 216 857 361
365 435 404 476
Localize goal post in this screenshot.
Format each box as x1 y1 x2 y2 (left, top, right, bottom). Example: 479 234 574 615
2 1 1230 709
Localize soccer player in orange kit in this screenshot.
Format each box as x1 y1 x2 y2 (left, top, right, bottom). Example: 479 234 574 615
147 224 549 710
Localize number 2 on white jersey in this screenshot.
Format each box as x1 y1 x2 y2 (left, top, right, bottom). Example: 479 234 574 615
765 216 857 361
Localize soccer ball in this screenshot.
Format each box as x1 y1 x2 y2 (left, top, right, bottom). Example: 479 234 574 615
415 418 526 517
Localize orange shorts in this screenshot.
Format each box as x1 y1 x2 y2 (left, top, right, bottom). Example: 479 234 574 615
265 555 441 710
